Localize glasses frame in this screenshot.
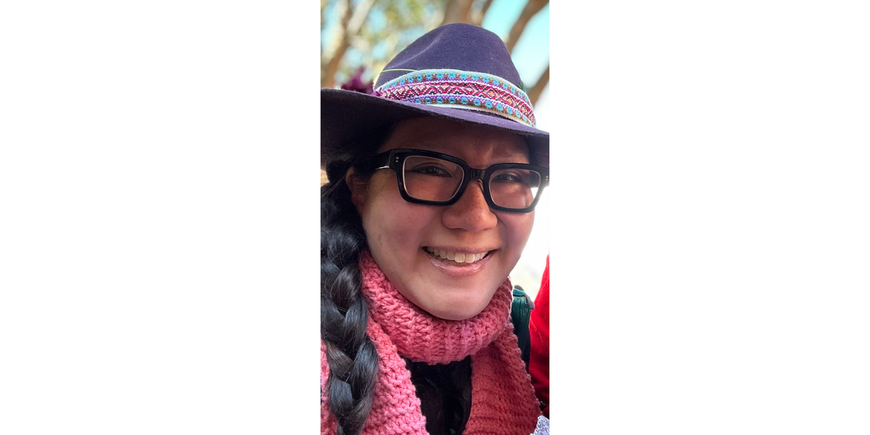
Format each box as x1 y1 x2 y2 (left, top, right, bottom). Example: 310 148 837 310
360 148 549 213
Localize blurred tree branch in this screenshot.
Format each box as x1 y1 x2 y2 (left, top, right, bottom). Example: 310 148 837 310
440 0 473 26
526 64 548 106
470 0 495 25
504 0 548 54
322 0 377 89
441 0 496 26
321 0 446 89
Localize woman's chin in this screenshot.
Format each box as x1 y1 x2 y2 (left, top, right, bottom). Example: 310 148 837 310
391 268 505 321
420 297 490 321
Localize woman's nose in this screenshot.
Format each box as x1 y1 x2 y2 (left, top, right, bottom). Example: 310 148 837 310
441 179 498 232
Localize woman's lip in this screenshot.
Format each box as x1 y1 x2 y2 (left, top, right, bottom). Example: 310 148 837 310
424 248 494 277
424 246 496 256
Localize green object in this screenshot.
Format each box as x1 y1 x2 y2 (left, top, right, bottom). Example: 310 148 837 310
511 286 534 371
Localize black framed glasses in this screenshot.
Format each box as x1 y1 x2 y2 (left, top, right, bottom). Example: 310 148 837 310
359 148 549 213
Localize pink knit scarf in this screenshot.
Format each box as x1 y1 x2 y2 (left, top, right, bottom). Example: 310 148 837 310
321 251 542 435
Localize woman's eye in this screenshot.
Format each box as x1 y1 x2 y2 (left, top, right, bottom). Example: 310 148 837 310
410 165 452 177
492 172 526 183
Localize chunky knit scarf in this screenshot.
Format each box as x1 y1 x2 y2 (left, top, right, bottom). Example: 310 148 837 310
321 251 542 435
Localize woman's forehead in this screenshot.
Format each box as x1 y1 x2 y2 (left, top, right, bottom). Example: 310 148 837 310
378 117 529 161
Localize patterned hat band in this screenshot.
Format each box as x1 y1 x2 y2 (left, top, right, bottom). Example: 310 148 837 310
374 69 536 128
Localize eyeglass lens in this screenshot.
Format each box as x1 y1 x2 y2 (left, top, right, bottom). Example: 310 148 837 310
402 155 542 209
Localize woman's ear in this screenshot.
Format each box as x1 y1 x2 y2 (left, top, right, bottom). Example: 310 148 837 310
345 168 368 212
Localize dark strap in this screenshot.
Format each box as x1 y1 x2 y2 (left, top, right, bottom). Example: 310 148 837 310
510 286 534 371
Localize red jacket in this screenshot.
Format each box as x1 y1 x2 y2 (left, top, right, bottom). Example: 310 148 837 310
528 255 550 417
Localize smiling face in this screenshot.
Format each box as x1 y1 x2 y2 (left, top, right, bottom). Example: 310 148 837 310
348 117 535 320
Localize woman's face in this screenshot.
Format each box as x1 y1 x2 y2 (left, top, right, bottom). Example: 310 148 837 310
349 117 535 320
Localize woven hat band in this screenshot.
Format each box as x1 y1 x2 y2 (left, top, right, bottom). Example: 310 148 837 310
374 69 536 128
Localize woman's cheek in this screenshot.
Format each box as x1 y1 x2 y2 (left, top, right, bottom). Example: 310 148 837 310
504 213 535 260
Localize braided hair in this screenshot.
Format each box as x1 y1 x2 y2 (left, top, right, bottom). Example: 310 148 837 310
320 128 388 435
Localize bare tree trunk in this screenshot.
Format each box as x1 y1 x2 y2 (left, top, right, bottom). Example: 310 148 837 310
468 0 494 26
440 0 474 25
478 0 495 22
504 0 548 54
322 0 351 88
321 0 376 89
527 64 548 106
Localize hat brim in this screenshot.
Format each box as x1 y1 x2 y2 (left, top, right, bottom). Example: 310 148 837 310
321 88 549 169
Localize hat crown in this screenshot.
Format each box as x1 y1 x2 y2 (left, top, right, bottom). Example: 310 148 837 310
321 23 548 169
375 23 522 90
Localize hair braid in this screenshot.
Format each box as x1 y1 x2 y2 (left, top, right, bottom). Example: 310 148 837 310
321 169 378 435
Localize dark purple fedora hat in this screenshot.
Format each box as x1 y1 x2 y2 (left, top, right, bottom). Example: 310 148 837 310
321 23 549 170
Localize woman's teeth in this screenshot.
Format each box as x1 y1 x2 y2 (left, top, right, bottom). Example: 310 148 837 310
425 248 488 264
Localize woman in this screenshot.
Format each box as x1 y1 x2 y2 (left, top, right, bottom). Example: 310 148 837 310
321 23 549 435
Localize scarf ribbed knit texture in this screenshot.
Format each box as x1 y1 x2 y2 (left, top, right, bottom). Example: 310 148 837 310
321 251 541 435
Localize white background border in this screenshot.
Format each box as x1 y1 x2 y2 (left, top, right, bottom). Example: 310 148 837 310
2 1 869 433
